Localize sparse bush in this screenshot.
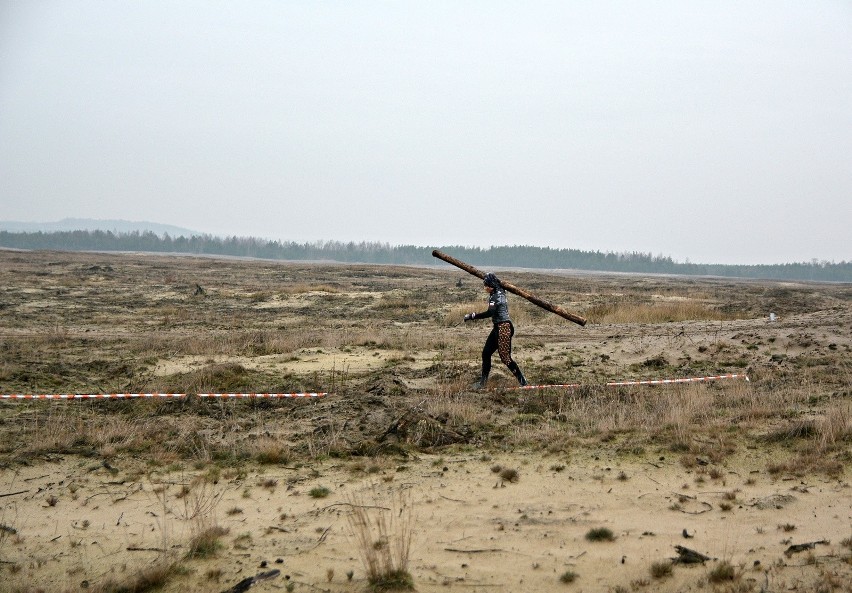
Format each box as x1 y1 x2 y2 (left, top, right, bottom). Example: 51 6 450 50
708 560 737 583
310 486 331 498
585 527 615 542
186 525 228 559
559 570 578 583
650 560 673 578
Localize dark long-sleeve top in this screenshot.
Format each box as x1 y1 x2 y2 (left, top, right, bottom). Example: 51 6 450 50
471 288 511 324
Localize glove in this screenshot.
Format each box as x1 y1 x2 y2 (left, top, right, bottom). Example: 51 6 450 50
464 313 475 321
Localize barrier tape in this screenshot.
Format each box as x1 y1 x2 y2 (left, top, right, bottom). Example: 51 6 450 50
2 375 748 399
605 373 749 387
197 393 327 398
1 393 187 399
514 373 749 390
1 392 324 400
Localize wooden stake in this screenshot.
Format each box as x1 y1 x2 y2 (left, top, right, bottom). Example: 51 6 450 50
432 250 587 327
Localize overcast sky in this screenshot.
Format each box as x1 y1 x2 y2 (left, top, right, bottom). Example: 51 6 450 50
1 1 850 265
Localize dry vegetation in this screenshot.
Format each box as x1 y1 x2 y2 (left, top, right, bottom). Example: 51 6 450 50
1 249 851 593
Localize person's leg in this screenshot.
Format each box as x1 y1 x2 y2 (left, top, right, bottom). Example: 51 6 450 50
477 326 498 388
497 322 527 386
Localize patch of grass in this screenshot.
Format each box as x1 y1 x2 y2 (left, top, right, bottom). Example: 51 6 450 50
310 486 331 498
559 570 578 584
185 525 228 559
368 568 415 592
707 560 737 583
88 561 183 593
585 527 615 542
254 440 291 465
650 560 673 578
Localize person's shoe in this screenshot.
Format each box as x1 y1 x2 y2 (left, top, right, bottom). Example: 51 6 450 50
516 371 528 387
474 374 489 390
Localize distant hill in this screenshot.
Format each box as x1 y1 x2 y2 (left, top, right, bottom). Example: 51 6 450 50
0 218 200 237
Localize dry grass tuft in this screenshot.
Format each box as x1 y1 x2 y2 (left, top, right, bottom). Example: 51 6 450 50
585 300 739 324
707 560 737 583
87 561 183 593
559 570 578 583
346 487 415 592
649 560 673 579
186 525 229 559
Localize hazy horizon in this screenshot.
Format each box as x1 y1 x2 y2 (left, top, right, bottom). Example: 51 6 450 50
4 216 851 268
2 2 850 265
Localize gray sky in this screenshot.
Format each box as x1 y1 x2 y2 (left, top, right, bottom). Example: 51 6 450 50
2 1 850 265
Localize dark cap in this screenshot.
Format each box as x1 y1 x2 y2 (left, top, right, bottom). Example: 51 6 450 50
483 273 501 289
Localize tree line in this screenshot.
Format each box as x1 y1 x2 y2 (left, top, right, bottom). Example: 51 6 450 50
1 230 849 282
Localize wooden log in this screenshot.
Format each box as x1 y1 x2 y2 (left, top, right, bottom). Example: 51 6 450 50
432 250 587 326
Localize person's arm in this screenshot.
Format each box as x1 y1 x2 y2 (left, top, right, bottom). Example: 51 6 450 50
464 299 496 321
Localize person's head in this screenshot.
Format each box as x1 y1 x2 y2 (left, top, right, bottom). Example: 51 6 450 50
483 273 501 292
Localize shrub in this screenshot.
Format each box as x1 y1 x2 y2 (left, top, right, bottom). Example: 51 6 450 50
310 486 331 498
585 527 615 542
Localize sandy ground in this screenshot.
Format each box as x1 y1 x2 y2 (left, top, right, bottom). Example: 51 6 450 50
2 446 850 593
2 252 851 592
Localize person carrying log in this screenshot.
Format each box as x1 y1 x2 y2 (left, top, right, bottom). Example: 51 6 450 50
464 272 528 389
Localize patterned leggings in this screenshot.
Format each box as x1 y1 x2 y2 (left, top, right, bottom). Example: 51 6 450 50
481 321 520 377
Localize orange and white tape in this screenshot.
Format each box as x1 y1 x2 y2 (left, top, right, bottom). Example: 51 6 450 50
1 392 326 400
3 375 748 399
514 373 749 390
1 393 187 399
605 373 749 387
197 393 327 398
516 383 581 390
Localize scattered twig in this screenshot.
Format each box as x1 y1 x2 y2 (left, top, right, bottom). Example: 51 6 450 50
23 474 49 482
310 502 390 515
267 526 290 533
0 490 28 498
445 548 505 553
304 525 333 552
439 494 467 503
785 540 829 556
672 492 696 500
673 545 713 564
221 569 281 593
677 501 713 515
127 546 165 552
